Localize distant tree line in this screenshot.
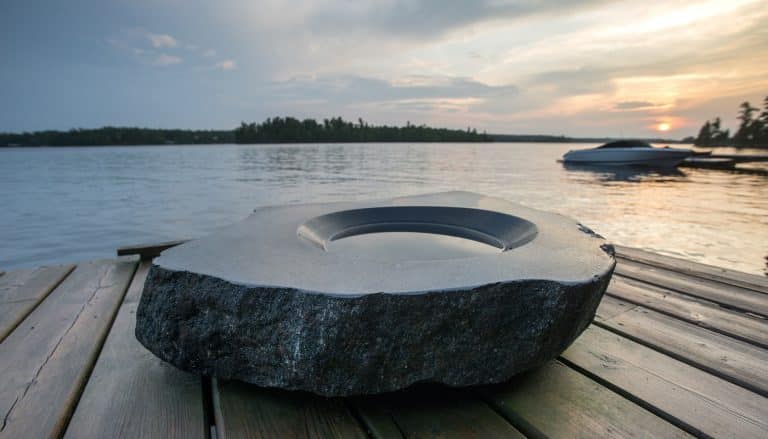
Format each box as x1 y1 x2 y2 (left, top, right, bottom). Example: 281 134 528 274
0 127 234 146
695 96 768 148
234 117 492 143
1 118 492 146
1 116 695 147
493 134 686 143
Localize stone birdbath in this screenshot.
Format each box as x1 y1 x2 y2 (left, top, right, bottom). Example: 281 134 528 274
136 191 615 396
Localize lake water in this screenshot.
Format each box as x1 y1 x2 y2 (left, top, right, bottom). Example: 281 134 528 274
1 143 766 275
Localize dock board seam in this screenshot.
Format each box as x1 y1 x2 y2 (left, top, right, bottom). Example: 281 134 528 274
615 254 768 294
557 356 708 438
470 390 545 439
603 290 768 350
591 319 768 398
2 266 104 432
344 399 406 439
201 376 215 439
57 262 138 438
0 264 76 344
613 272 767 318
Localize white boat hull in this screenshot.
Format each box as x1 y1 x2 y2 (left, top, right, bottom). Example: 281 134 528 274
562 147 692 167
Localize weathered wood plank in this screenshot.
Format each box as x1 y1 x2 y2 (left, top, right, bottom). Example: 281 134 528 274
480 361 691 438
616 257 768 303
596 296 768 396
595 294 638 320
348 399 403 439
353 386 523 439
608 276 768 348
561 326 768 438
615 261 768 317
64 261 206 439
213 380 367 439
116 239 188 260
0 259 136 438
0 264 75 342
615 245 768 293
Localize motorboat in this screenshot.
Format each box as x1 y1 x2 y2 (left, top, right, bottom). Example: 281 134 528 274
561 140 692 167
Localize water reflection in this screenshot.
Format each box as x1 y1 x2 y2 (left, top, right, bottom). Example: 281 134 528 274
0 143 765 275
329 232 500 261
561 162 687 183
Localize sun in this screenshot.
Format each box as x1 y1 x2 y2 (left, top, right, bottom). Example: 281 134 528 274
657 122 671 132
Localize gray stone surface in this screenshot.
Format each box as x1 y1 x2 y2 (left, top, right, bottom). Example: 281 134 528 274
136 191 615 396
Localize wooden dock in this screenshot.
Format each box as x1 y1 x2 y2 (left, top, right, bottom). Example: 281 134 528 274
683 152 768 171
1 244 767 438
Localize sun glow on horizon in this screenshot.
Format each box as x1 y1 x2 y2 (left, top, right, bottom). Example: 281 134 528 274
657 122 671 132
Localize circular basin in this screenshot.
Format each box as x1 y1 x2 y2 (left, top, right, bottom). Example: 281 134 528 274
298 206 537 261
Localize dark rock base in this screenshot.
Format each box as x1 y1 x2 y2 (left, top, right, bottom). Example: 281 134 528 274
135 265 612 396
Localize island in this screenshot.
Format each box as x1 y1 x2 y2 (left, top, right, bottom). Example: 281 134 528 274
1 116 688 146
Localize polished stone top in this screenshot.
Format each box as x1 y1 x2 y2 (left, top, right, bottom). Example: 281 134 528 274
154 191 614 296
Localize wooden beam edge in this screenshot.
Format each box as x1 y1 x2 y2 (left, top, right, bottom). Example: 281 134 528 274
116 239 189 260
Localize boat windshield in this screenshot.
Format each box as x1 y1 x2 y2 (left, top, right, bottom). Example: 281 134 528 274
597 140 653 149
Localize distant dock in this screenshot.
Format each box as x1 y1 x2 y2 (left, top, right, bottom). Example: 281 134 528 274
0 243 766 437
683 152 768 170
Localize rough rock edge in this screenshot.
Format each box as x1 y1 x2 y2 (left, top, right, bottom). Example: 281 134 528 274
135 261 615 396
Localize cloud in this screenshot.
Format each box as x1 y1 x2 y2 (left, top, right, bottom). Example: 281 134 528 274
263 74 518 117
153 54 182 66
614 101 656 110
306 0 615 39
110 29 235 70
214 59 236 70
146 32 178 48
527 67 612 96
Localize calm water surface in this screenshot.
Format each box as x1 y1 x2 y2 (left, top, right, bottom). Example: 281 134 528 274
1 143 766 275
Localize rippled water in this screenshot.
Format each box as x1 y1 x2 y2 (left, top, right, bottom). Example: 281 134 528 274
1 143 766 275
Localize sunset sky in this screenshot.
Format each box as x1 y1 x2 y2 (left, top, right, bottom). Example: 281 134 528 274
2 0 767 137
